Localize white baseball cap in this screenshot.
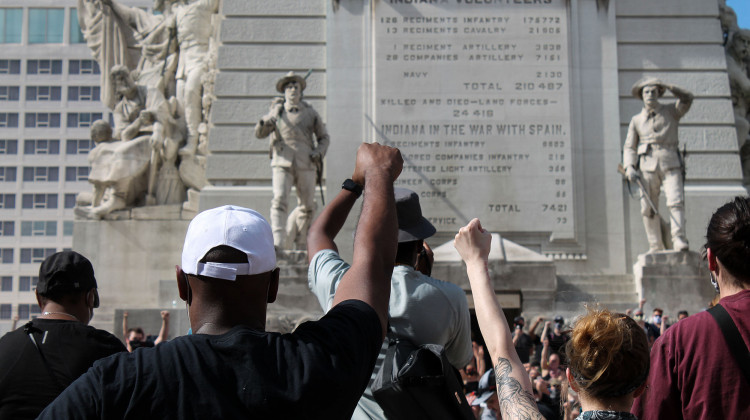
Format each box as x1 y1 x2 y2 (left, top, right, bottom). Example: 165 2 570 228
181 205 276 280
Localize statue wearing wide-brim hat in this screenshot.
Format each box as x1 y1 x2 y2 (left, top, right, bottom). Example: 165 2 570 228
631 77 667 100
276 71 307 93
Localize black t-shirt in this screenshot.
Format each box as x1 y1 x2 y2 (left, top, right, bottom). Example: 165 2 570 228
513 331 533 363
39 300 383 420
0 319 126 420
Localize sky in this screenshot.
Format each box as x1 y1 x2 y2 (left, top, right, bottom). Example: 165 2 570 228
727 0 750 29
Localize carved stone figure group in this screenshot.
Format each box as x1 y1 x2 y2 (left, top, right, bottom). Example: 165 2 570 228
74 0 216 219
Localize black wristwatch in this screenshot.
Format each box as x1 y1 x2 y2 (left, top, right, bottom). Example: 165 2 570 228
342 179 363 198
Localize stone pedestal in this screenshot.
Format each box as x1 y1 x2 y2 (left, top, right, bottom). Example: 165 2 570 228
431 234 557 314
634 251 716 317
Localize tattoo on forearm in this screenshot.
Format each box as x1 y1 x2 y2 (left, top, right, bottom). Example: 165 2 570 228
494 357 544 420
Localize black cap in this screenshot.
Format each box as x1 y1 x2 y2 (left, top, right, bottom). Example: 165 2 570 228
554 315 564 324
395 188 436 243
514 316 524 324
37 251 97 295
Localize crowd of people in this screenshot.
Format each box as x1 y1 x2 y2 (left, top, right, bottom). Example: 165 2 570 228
0 143 747 419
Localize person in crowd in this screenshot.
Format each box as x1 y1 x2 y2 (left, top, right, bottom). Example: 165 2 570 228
632 308 659 347
0 251 125 419
650 308 669 335
39 142 404 419
463 339 488 394
122 310 170 351
547 315 569 357
307 184 473 419
472 369 501 420
513 316 534 364
676 310 688 321
455 218 650 420
633 196 750 419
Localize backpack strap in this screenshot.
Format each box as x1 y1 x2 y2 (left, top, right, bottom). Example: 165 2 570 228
23 321 67 392
707 304 750 384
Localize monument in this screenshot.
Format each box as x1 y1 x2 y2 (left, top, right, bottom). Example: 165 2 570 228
73 0 746 332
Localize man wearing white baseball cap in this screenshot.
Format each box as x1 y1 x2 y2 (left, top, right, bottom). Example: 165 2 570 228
39 142 404 419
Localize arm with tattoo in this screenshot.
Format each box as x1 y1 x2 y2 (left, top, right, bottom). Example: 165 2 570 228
455 219 543 420
495 357 545 420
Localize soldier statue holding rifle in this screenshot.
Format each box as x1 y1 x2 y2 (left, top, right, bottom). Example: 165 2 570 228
623 77 693 253
255 71 330 251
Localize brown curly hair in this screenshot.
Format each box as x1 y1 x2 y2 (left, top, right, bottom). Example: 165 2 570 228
565 306 649 399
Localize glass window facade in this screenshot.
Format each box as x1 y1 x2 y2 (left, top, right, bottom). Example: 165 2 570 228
63 221 73 236
27 60 63 75
0 140 18 155
65 166 90 182
66 139 93 155
64 194 76 209
23 167 59 182
0 194 15 209
0 221 13 236
24 140 60 155
0 9 22 43
69 60 100 75
0 167 16 182
20 248 56 264
21 221 56 236
25 113 61 128
0 276 11 292
0 113 19 128
0 249 13 264
29 9 64 44
0 60 20 74
27 86 62 101
0 86 20 101
21 194 57 209
70 8 85 44
0 304 10 319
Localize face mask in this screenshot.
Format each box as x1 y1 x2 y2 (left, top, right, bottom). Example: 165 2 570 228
653 315 661 324
555 322 564 330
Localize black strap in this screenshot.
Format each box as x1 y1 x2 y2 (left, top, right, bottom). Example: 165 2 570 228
23 321 67 392
707 304 750 384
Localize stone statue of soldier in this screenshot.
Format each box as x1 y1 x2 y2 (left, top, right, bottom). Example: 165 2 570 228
255 72 330 250
624 78 694 253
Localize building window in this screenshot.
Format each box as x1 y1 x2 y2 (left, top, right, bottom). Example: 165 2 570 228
66 139 94 155
0 140 17 154
0 167 16 182
0 276 10 292
0 221 13 236
0 9 22 43
64 194 76 209
66 166 90 182
0 86 19 101
20 248 56 264
67 113 102 128
26 86 62 101
0 194 14 209
19 276 38 292
27 60 63 75
70 8 85 44
0 113 19 128
0 60 20 74
0 304 10 319
29 9 64 44
31 305 40 317
0 248 12 264
23 167 59 182
69 60 100 75
21 194 57 209
25 113 61 128
17 304 30 320
68 86 100 101
63 221 73 236
21 221 56 236
24 140 60 155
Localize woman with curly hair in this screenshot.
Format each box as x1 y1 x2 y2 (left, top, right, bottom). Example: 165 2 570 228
455 219 650 420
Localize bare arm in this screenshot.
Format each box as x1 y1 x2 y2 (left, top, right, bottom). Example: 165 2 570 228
122 311 129 338
154 311 169 345
667 83 694 117
307 188 360 261
330 143 402 338
528 316 543 342
540 329 551 371
454 219 543 420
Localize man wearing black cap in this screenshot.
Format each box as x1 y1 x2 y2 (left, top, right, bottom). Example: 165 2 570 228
308 185 472 420
0 251 125 419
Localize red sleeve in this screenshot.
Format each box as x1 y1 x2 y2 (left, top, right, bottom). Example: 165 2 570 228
632 334 682 420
